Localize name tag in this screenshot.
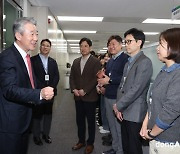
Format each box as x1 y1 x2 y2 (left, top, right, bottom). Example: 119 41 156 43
45 75 49 81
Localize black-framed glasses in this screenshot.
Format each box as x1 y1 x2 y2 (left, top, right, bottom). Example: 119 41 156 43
123 39 137 45
41 45 51 48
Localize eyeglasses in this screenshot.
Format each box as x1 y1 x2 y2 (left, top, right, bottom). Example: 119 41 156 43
41 45 51 48
123 39 137 45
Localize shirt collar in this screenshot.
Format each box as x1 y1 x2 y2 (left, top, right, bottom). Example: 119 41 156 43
14 42 28 59
112 51 123 60
39 53 49 59
128 51 142 64
81 54 91 60
161 63 180 73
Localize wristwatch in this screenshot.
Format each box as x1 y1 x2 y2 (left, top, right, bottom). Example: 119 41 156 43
148 130 156 139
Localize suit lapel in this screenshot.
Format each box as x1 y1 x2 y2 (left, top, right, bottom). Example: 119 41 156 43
37 55 46 74
48 57 52 75
81 55 92 76
128 52 144 72
151 71 163 89
77 57 82 76
123 52 145 86
12 45 29 80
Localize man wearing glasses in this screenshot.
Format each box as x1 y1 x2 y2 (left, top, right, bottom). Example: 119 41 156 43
113 28 153 154
31 39 60 146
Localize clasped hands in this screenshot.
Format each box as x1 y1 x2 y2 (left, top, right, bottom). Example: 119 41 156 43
40 86 54 100
97 74 110 86
73 89 86 97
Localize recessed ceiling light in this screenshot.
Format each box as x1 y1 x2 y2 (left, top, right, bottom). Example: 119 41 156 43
71 47 80 49
56 47 67 49
50 39 67 42
63 30 96 33
57 16 103 22
48 30 62 33
69 44 79 46
3 15 6 20
144 32 159 35
99 50 107 52
143 18 180 24
67 40 80 42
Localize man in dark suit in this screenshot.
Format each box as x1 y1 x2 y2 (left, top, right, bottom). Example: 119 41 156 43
70 38 101 154
113 28 153 154
0 17 54 154
31 39 60 145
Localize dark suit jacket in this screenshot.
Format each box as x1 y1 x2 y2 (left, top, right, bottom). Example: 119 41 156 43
116 51 153 122
0 44 41 134
31 54 60 96
70 55 101 102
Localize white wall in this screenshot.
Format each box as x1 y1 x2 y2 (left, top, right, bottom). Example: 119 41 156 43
143 44 164 81
24 1 70 89
68 53 81 65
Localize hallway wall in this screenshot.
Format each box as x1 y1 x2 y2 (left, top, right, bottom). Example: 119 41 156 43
23 0 69 89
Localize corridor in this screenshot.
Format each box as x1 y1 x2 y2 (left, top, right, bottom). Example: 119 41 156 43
27 89 148 154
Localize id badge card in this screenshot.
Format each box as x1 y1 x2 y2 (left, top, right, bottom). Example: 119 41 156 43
45 75 49 81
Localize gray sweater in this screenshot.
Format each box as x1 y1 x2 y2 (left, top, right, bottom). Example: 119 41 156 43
148 64 180 143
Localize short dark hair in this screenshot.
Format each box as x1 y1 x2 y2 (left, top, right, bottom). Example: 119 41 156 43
124 28 145 49
107 35 122 46
160 28 180 63
40 39 51 47
79 37 92 47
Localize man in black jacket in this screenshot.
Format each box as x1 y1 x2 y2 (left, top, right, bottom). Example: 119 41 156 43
31 39 60 145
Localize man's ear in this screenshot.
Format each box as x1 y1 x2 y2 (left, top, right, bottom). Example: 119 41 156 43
15 32 22 41
137 40 142 48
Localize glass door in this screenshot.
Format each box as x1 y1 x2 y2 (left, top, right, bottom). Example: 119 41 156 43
2 0 22 50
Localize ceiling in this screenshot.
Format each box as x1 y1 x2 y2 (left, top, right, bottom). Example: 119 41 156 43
29 0 180 54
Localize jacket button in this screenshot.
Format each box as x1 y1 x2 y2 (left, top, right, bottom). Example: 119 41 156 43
122 91 124 93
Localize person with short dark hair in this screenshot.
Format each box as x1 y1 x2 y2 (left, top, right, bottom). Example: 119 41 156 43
70 37 101 154
140 28 180 154
98 35 129 154
113 28 153 154
31 39 60 145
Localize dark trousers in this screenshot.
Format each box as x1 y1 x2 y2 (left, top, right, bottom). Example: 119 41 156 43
32 101 53 137
121 120 143 154
75 100 96 145
0 132 29 154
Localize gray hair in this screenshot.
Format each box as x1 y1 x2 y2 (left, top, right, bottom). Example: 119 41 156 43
13 17 37 40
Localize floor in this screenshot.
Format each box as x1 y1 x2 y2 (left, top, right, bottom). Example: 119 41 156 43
27 88 149 154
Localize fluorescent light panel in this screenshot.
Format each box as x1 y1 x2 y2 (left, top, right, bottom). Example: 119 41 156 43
69 44 79 46
143 18 180 24
56 47 67 49
63 30 96 33
50 39 67 42
48 30 62 33
67 40 80 42
57 16 103 22
71 47 79 49
144 32 159 35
